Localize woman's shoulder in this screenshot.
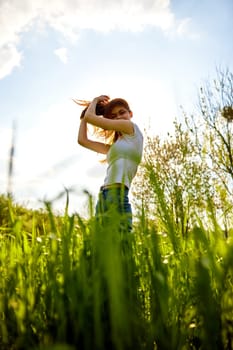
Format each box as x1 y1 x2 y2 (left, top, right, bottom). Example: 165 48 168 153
121 122 143 142
132 122 143 138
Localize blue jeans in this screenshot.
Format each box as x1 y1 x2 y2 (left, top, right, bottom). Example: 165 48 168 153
95 186 132 231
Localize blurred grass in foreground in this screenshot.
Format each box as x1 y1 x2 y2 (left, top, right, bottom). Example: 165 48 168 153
0 189 233 350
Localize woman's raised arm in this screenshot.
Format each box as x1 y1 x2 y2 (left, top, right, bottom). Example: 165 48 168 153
77 118 110 154
84 96 134 135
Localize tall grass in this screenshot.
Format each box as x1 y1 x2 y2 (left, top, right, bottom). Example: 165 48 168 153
0 175 233 349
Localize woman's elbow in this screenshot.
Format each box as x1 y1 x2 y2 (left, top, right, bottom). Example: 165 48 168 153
77 137 87 147
77 138 83 146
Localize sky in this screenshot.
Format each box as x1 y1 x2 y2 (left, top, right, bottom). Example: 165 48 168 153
0 0 233 216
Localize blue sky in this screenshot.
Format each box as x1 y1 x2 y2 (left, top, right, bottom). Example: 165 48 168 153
0 0 233 215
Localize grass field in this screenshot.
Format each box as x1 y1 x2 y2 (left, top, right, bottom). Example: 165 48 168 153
0 186 233 350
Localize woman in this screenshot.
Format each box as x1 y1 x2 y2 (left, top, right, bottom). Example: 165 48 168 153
75 95 143 230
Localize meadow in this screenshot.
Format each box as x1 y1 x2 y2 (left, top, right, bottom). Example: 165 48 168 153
0 178 233 350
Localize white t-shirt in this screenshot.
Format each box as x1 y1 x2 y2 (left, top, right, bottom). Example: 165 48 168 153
103 123 143 189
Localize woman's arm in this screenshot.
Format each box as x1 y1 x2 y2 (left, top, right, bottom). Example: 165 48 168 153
78 118 110 154
84 96 134 135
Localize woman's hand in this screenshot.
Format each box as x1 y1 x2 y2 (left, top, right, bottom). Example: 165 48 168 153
84 95 110 118
93 95 110 106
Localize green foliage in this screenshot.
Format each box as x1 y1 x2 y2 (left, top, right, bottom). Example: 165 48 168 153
133 68 233 237
0 190 233 350
133 119 212 238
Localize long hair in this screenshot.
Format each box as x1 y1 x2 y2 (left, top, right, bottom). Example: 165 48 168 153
73 98 131 144
72 99 114 144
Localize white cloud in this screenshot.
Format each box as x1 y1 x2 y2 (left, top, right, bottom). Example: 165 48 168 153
0 1 36 47
0 0 182 79
0 44 22 79
40 0 175 34
176 18 200 40
54 47 68 64
0 1 38 79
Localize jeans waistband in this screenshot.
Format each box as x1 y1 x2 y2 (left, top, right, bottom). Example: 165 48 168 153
100 183 129 192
